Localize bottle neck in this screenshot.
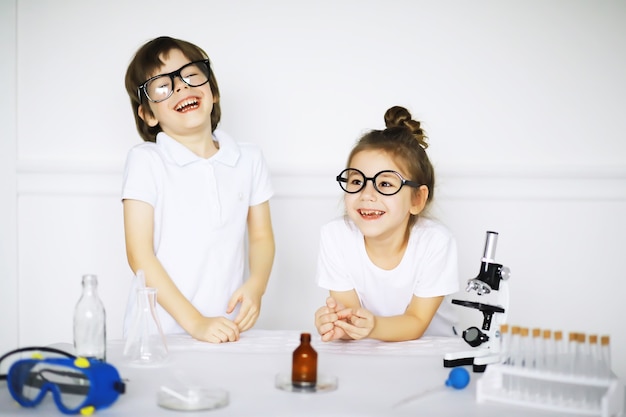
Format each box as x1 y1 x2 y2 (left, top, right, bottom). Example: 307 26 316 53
81 275 99 295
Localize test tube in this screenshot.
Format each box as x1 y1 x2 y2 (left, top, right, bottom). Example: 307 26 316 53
600 335 612 381
531 328 543 369
529 328 542 401
499 324 510 395
588 335 603 409
542 329 553 371
576 333 592 408
519 328 531 399
598 335 612 410
588 335 600 378
499 324 510 365
553 330 568 405
506 326 521 395
543 329 554 403
568 332 579 375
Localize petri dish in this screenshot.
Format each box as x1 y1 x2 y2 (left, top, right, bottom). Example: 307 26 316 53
157 386 229 411
275 373 338 393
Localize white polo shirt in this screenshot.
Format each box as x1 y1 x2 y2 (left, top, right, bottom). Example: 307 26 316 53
122 130 273 334
315 216 460 336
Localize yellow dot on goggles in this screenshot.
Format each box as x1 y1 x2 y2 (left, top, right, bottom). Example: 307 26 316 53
31 353 44 360
74 357 91 368
80 405 95 416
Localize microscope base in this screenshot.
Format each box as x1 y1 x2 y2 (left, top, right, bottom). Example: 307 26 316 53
443 349 501 373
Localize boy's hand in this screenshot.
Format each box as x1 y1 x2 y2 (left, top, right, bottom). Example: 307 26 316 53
190 316 240 343
227 281 264 332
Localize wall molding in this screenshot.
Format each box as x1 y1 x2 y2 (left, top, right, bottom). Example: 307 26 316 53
16 160 626 200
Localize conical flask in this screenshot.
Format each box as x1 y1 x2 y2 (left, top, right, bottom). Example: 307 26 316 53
123 286 168 365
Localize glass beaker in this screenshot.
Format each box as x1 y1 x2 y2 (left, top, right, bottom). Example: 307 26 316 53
123 287 168 365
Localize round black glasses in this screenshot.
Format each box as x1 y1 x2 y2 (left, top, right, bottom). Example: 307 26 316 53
336 168 421 196
137 60 211 103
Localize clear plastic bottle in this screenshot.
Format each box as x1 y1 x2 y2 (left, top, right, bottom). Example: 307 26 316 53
73 274 106 360
292 333 317 388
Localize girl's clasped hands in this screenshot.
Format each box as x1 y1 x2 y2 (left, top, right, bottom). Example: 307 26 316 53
315 297 375 341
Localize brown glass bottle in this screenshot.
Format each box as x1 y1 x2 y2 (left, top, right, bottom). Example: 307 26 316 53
292 333 317 388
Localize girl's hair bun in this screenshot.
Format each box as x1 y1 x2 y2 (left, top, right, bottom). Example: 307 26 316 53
384 106 428 149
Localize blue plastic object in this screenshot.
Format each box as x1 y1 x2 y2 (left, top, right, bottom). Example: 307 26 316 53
7 357 125 415
445 367 470 390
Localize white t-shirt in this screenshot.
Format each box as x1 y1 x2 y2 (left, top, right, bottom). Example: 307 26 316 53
121 130 273 334
315 216 460 336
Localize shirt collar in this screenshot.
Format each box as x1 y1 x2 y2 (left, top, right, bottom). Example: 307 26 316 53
156 129 240 167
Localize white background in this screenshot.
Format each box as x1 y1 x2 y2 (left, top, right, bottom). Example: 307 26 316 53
1 0 625 380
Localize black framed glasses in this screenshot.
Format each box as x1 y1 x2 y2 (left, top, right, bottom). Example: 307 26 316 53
336 168 421 196
137 59 211 103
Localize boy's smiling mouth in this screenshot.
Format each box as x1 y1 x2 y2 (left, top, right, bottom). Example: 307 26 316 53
175 97 200 112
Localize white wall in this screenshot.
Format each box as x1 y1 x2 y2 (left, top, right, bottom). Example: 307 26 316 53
2 0 625 380
0 0 18 359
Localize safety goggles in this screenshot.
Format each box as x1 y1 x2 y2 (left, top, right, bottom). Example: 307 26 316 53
0 347 125 415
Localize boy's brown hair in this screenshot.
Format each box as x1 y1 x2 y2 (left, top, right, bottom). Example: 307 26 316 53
124 36 221 142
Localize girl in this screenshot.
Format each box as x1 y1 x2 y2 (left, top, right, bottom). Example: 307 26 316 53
314 106 459 342
122 36 275 343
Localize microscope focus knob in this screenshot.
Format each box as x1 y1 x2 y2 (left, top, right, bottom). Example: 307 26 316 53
499 266 511 281
462 326 490 347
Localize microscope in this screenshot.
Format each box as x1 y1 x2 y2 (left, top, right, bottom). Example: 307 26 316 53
444 231 510 372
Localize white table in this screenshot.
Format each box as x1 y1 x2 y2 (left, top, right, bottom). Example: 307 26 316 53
0 330 618 416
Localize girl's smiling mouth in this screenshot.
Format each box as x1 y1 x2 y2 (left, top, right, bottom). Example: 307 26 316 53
358 209 385 219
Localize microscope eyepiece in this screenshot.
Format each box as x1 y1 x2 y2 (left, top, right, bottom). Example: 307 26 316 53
482 231 499 263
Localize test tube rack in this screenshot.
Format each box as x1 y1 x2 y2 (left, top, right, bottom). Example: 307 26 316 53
476 364 624 416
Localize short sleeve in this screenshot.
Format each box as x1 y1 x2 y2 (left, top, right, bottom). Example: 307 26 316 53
121 145 159 207
412 231 459 298
315 221 355 292
248 146 273 206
